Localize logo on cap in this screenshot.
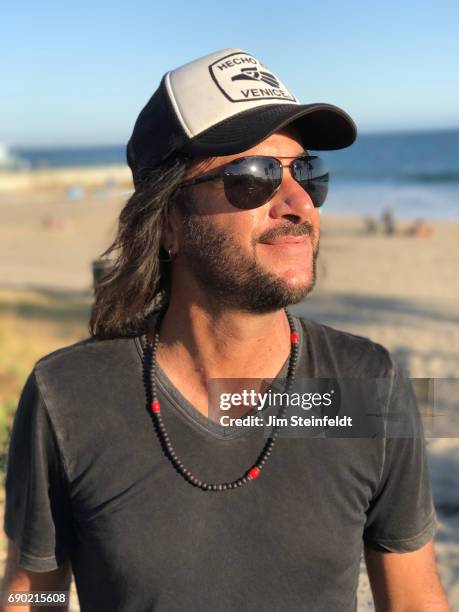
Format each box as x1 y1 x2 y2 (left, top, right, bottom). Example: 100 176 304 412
209 52 297 104
231 67 280 88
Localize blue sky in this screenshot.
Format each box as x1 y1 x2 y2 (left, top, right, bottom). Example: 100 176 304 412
2 0 458 146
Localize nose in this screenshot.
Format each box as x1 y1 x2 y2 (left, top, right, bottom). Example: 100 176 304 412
268 170 316 223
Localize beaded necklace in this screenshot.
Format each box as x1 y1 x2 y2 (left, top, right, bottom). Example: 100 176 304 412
143 308 299 491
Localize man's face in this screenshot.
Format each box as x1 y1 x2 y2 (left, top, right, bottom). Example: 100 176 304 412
172 128 321 313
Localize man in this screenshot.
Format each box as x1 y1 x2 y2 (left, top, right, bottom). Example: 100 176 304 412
3 49 449 611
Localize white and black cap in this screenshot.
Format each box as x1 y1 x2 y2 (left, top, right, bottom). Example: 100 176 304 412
127 48 357 185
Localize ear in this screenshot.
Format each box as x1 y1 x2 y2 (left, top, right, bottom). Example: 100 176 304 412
161 201 183 256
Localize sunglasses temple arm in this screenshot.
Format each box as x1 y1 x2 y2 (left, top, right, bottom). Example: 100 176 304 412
180 173 222 188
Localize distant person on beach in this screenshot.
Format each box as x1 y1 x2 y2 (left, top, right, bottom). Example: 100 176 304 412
407 217 434 238
363 215 378 234
381 206 396 235
3 49 448 612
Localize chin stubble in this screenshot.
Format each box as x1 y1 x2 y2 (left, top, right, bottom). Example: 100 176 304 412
178 213 319 313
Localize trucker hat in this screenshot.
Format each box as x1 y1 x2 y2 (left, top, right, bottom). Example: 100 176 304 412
127 48 357 185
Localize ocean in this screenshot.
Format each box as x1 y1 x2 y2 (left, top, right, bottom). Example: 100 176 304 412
14 128 459 220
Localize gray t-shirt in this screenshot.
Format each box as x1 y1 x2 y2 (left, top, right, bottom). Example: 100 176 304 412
4 315 436 612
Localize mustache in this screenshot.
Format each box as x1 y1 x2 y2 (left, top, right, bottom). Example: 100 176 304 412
256 222 315 244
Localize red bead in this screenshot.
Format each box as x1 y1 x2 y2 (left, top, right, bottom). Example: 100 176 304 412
248 467 261 480
151 401 161 413
290 332 299 344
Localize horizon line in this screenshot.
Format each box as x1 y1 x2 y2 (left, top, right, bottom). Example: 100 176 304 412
7 125 459 150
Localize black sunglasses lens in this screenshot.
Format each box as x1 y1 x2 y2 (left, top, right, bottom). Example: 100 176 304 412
292 156 329 207
223 156 281 209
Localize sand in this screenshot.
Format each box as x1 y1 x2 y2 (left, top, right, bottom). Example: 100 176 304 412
0 167 458 611
0 165 132 193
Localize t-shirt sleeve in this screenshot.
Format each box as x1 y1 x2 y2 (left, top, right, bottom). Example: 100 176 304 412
4 369 73 571
363 361 437 553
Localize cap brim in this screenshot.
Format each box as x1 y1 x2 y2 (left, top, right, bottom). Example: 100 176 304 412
182 103 357 157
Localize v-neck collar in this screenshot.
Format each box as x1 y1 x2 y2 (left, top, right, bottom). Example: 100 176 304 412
133 311 305 440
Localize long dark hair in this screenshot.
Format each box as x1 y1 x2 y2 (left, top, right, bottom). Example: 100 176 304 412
89 155 189 339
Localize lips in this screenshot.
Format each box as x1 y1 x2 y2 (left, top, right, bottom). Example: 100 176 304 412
260 235 309 246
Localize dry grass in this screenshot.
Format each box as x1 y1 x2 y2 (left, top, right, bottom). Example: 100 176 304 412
0 288 91 403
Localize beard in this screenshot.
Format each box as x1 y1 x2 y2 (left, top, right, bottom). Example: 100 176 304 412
178 209 319 314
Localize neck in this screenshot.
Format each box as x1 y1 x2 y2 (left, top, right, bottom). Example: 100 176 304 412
154 290 292 383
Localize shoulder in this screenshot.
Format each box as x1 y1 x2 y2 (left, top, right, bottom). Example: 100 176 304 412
34 335 139 390
297 317 395 378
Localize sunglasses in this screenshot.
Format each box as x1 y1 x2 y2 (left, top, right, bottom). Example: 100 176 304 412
179 155 329 210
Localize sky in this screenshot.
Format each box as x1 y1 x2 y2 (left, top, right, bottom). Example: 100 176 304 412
1 0 458 146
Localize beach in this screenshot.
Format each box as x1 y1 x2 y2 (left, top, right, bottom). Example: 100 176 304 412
0 165 458 610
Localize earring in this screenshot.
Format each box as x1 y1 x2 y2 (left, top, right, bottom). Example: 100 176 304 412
159 247 174 263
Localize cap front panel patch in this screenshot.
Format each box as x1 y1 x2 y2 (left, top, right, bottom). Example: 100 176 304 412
209 51 297 103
